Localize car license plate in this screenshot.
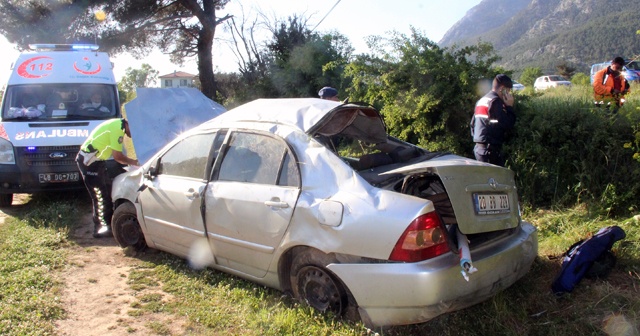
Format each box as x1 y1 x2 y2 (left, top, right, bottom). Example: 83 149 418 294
473 193 510 215
39 172 80 183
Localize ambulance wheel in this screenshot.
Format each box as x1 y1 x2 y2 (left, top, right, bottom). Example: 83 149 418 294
0 193 13 208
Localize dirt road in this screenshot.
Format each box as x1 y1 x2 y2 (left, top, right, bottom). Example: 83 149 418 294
3 195 188 335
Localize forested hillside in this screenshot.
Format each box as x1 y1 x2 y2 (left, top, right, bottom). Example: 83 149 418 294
440 0 640 75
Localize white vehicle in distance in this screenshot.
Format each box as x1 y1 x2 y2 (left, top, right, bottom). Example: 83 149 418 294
534 75 572 91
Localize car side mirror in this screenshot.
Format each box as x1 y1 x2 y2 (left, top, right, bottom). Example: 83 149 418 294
144 159 160 180
144 166 157 179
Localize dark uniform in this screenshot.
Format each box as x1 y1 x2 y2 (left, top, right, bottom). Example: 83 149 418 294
470 90 516 166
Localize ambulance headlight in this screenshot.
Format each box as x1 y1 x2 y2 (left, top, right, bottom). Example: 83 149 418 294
0 138 15 164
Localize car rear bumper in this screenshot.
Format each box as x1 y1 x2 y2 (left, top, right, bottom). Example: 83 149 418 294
327 221 537 327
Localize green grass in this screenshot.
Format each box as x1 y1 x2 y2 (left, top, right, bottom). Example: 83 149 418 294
0 194 82 335
1 191 639 335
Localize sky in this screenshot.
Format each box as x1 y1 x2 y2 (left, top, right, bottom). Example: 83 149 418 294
0 0 482 86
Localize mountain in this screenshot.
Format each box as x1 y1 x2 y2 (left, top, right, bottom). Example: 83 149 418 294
439 0 640 76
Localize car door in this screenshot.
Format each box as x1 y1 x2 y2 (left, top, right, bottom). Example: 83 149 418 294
138 131 224 257
204 131 301 278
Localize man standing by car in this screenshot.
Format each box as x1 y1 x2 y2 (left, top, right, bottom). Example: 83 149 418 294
76 118 139 238
593 57 630 112
470 74 516 166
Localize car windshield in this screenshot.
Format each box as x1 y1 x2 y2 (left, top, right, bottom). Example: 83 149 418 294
1 84 118 121
626 61 640 71
549 76 567 81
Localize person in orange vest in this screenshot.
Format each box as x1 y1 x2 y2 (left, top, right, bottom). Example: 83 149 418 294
593 57 630 112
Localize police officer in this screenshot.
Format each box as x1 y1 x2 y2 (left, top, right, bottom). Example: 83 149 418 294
470 74 516 166
76 118 139 238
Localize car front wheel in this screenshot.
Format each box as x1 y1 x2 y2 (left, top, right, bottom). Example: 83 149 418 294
0 193 13 208
289 249 358 320
112 202 147 251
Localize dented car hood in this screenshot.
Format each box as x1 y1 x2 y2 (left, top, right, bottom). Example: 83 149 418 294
124 88 226 163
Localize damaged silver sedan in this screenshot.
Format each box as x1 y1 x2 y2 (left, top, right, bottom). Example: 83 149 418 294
111 97 538 327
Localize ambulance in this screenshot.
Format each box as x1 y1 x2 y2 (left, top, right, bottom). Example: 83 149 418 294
0 44 121 207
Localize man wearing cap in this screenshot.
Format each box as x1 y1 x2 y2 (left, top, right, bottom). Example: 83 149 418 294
76 118 139 238
318 86 339 101
470 74 516 166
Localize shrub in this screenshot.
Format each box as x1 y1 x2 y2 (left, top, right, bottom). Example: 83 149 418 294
505 88 640 215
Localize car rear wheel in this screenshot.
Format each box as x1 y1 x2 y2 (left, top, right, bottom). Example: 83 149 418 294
290 250 357 320
0 193 13 208
112 202 147 251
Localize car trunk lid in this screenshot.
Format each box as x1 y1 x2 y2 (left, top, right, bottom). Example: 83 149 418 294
385 156 520 235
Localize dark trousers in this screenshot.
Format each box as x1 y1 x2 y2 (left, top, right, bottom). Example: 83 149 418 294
76 157 113 231
474 143 505 167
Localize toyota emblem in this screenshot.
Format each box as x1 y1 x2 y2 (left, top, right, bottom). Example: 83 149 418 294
488 178 498 189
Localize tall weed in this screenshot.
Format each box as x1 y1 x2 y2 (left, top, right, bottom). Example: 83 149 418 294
506 85 640 216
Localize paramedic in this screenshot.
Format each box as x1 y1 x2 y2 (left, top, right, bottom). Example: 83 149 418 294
76 118 139 238
470 74 516 166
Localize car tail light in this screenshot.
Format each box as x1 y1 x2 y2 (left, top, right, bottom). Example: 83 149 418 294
389 212 450 262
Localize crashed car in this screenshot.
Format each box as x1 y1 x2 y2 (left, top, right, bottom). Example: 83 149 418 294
112 97 538 327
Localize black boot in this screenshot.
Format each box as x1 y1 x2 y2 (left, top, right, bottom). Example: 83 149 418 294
93 224 112 238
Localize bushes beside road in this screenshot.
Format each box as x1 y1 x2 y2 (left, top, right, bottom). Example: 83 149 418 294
506 85 640 215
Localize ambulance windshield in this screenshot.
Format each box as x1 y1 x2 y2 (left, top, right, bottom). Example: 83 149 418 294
2 84 118 121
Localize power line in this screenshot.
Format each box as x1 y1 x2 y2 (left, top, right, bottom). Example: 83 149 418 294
311 0 342 32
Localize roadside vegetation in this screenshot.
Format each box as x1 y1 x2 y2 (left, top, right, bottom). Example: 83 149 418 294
0 194 80 335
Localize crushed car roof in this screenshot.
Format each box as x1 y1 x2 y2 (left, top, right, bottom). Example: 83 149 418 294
203 98 387 144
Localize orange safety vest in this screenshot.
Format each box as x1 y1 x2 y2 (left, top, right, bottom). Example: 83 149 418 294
593 67 630 104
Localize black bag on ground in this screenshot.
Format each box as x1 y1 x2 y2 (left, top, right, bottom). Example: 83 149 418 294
551 225 625 295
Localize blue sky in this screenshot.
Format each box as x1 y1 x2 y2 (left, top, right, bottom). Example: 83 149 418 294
0 0 482 85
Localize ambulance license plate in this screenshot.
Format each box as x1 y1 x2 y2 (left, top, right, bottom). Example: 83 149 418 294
39 172 80 183
473 193 510 215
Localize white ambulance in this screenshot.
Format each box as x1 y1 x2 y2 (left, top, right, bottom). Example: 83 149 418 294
0 44 121 207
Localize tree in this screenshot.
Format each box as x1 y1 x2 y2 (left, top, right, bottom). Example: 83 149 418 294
519 67 543 87
570 72 590 86
0 1 232 101
221 13 353 102
266 15 353 98
0 1 86 46
556 61 576 79
118 63 159 103
344 28 500 154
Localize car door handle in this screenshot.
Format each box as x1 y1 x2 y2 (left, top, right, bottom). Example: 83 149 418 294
264 200 289 208
184 189 200 198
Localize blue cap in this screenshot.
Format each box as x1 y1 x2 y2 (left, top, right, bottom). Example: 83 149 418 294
318 86 338 98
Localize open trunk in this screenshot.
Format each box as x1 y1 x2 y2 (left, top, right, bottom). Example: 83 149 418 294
309 103 522 250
